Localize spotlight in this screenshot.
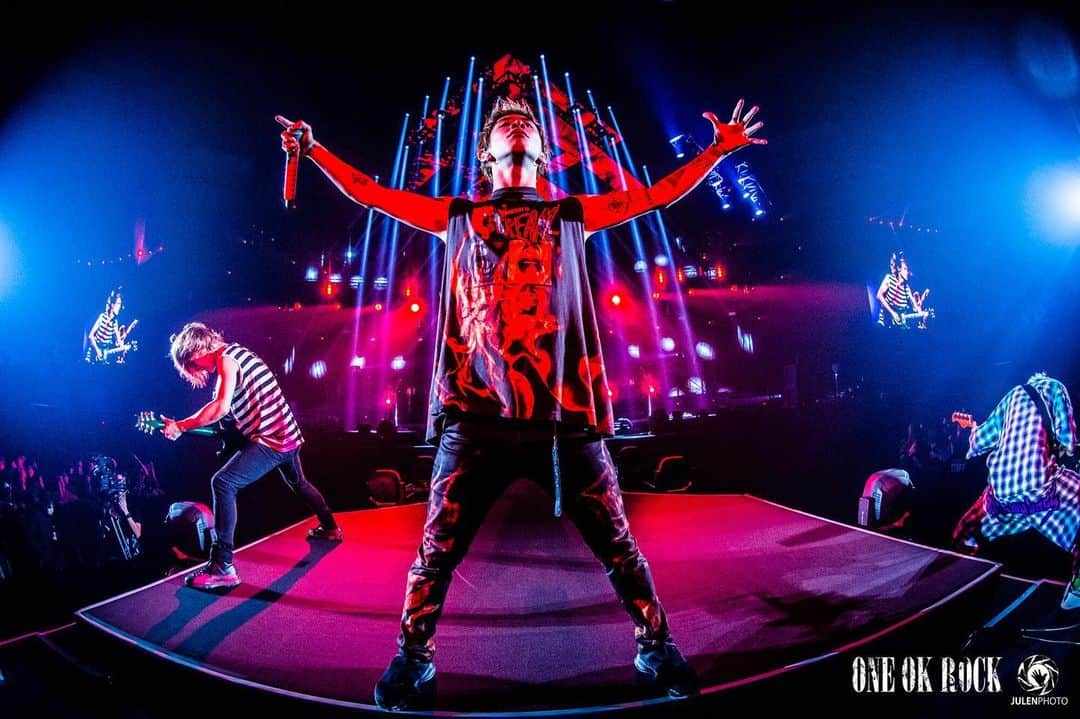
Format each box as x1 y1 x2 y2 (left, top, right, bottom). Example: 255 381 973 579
305 267 318 282
669 134 687 159
410 302 422 313
391 355 406 371
661 337 675 352
737 326 755 354
309 360 327 380
695 342 715 360
628 344 641 358
350 356 366 369
654 254 669 267
633 259 648 273
1029 166 1080 243
609 293 622 307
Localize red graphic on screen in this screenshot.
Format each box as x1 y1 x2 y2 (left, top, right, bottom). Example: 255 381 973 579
408 55 644 199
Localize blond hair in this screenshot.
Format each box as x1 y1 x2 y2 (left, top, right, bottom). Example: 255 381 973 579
169 322 223 387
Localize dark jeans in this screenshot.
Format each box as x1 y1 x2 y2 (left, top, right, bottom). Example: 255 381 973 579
397 416 670 662
210 441 335 565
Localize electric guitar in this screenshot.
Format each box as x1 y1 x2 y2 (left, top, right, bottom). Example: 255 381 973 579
881 307 936 329
86 320 139 364
951 411 976 430
135 411 246 458
86 340 140 364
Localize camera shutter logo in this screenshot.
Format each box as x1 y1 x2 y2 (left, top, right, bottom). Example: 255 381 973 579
1017 655 1059 696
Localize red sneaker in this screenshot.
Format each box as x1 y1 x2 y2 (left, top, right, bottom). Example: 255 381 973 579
185 562 241 590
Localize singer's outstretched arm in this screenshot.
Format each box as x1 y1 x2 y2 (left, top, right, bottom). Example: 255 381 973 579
277 116 451 240
575 101 765 237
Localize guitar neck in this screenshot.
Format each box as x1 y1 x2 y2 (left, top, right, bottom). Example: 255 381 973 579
145 421 218 437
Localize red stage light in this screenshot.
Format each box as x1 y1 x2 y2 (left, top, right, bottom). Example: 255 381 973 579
609 293 622 307
410 302 422 313
374 303 384 311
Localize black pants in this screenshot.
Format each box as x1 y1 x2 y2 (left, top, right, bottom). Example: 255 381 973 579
397 416 670 661
210 442 336 565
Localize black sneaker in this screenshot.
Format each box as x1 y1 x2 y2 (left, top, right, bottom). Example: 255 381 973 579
307 525 344 541
374 653 436 710
634 641 700 698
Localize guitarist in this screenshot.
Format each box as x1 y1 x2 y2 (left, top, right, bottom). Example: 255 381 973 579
162 322 343 590
87 290 136 363
952 372 1080 610
876 253 928 328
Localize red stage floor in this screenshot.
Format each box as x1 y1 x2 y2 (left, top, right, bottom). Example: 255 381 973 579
77 481 999 714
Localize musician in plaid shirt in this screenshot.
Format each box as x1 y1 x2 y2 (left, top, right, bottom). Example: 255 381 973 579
952 372 1080 609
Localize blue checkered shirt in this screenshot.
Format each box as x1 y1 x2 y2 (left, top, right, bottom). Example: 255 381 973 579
968 376 1076 501
967 375 1080 552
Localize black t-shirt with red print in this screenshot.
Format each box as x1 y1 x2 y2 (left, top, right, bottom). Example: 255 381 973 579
427 187 614 442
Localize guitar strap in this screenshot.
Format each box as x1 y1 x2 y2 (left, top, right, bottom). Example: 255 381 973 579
1021 383 1061 455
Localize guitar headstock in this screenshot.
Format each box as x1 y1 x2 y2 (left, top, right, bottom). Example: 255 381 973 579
951 411 975 430
135 410 163 435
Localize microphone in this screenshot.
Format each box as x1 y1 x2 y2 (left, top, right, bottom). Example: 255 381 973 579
283 131 301 209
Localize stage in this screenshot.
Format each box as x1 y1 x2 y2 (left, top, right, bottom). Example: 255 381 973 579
65 481 1001 715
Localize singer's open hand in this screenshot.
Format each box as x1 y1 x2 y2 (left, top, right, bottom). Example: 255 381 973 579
702 99 767 151
275 115 316 156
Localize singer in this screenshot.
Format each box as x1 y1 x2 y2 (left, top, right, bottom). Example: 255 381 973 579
277 97 765 709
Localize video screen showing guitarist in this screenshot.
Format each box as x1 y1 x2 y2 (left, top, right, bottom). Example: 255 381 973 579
86 289 138 364
876 252 931 329
160 322 342 590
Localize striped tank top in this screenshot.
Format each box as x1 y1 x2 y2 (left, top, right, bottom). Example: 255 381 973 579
91 313 117 345
220 343 303 452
